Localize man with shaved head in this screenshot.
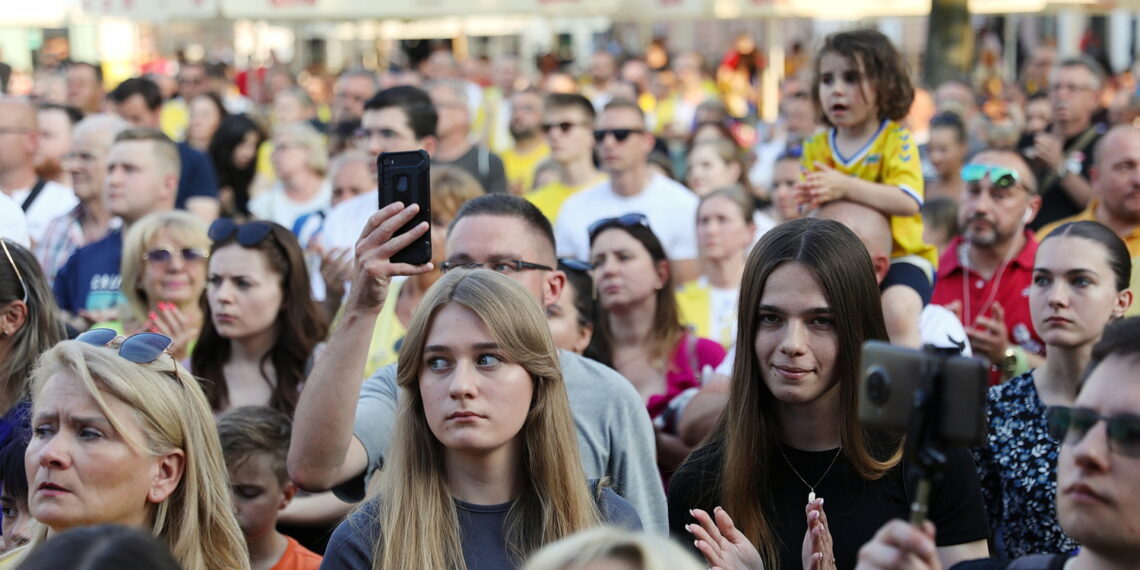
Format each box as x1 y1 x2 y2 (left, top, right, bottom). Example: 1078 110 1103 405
931 149 1046 383
1038 124 1140 316
0 98 78 245
35 114 128 285
817 200 971 355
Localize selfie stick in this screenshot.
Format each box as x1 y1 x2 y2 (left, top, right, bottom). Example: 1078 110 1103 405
905 346 957 526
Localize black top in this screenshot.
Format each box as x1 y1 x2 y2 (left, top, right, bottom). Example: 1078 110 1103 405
668 435 990 570
953 554 1072 570
1019 125 1102 231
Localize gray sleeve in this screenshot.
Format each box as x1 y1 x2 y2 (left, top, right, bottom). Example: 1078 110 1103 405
570 355 669 535
331 364 399 502
484 152 507 194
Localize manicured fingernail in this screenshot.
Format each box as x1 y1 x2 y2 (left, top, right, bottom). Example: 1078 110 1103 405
148 311 157 320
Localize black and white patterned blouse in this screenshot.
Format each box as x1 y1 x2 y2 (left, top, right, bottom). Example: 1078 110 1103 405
973 372 1079 558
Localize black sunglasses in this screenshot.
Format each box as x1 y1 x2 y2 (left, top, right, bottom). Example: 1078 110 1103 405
1047 405 1140 458
558 258 593 273
593 128 644 144
587 213 651 240
76 328 175 366
542 122 585 135
208 219 274 246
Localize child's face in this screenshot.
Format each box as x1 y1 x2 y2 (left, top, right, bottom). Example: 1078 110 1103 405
0 493 31 551
771 158 803 221
818 52 878 130
228 454 291 542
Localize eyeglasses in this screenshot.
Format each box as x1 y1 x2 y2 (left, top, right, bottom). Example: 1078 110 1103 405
76 328 177 376
593 128 645 144
961 164 1023 190
558 258 593 273
542 122 587 135
143 248 209 265
439 259 554 275
1047 405 1140 458
208 219 274 246
1 240 28 305
587 213 651 240
1048 83 1095 94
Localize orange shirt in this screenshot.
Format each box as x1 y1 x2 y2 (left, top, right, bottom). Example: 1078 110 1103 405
270 536 322 570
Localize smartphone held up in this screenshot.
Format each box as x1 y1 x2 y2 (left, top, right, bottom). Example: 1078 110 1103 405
378 150 432 265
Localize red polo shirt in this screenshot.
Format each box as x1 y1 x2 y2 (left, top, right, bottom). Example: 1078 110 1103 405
931 231 1045 383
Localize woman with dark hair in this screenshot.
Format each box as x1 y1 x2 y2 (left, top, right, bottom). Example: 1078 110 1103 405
0 240 63 449
208 114 266 219
588 215 725 473
186 92 228 153
547 258 598 356
191 220 327 416
975 220 1133 558
0 429 31 551
925 112 969 201
668 218 989 570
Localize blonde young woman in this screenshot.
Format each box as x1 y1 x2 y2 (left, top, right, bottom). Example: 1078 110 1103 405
9 331 248 570
322 269 640 570
522 527 705 570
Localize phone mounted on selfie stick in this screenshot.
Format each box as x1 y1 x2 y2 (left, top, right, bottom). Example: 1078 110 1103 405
859 341 989 528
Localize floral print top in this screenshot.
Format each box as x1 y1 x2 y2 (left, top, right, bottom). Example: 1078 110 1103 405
973 371 1079 558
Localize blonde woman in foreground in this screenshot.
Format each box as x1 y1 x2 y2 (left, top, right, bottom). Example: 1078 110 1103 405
320 269 640 570
5 330 248 569
523 527 705 570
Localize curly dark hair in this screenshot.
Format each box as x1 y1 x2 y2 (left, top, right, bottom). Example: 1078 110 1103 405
812 28 914 126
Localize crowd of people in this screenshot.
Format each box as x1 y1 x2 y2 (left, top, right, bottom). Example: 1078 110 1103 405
0 23 1138 570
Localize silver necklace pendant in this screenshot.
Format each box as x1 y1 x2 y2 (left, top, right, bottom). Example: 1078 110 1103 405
808 491 816 503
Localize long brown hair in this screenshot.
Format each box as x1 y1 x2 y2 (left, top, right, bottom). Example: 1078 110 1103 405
191 222 327 415
0 240 64 408
588 222 685 367
812 28 914 126
370 269 602 569
706 218 898 569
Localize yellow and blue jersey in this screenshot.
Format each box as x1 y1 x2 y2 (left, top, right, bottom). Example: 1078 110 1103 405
802 120 937 267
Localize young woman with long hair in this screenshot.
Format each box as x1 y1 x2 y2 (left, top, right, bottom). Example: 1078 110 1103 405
976 221 1133 558
668 218 989 570
12 331 248 570
208 114 266 219
191 219 327 416
321 269 639 569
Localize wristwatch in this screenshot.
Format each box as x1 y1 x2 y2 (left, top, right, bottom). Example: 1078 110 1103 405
1056 162 1069 178
997 345 1020 378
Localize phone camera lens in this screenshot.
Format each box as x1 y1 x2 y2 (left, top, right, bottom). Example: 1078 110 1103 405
866 369 890 405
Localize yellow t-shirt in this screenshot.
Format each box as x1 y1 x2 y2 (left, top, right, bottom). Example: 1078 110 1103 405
526 173 608 223
364 280 409 375
501 143 551 195
160 99 190 141
1130 258 1140 317
802 120 936 267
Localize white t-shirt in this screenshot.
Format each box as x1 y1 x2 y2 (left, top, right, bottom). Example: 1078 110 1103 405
249 180 332 230
320 190 378 254
554 173 699 261
0 192 30 248
8 181 77 245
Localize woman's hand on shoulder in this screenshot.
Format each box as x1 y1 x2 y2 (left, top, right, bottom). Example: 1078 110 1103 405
685 506 764 570
802 498 836 570
855 519 941 570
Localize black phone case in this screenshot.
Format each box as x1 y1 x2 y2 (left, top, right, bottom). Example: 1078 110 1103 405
378 150 431 265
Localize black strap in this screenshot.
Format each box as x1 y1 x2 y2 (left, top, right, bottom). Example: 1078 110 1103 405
20 179 47 212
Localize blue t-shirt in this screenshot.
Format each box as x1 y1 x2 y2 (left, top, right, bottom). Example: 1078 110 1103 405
52 229 125 313
177 143 219 209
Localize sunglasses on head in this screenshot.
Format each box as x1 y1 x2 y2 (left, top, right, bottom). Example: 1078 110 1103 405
587 213 651 241
960 164 1023 189
1 239 28 305
143 248 209 265
76 328 175 368
208 219 274 246
1047 405 1140 458
593 128 644 144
